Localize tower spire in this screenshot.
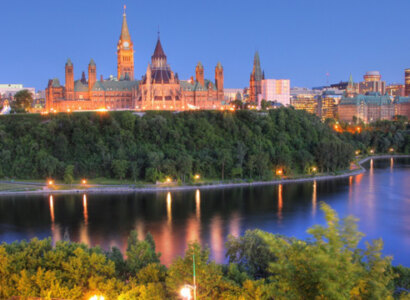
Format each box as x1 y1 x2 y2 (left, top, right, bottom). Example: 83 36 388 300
120 5 131 41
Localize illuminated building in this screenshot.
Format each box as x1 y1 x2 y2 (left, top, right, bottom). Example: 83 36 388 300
394 96 410 118
0 84 35 100
386 84 405 97
261 79 290 106
45 8 224 112
358 71 386 95
290 95 319 115
249 51 264 102
338 93 394 123
319 91 339 120
405 68 410 96
224 88 244 101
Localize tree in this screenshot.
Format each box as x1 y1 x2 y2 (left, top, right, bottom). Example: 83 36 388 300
112 159 129 180
257 202 395 299
166 243 237 299
63 164 74 184
126 231 161 275
13 89 33 111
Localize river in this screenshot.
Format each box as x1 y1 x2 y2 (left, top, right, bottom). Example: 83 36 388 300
0 158 409 266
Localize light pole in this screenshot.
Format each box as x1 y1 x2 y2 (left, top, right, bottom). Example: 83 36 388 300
180 254 197 300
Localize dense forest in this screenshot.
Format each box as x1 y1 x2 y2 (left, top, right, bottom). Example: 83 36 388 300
0 203 408 299
0 109 357 182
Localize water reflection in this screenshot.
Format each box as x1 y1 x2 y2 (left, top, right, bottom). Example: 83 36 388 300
1 158 409 266
49 195 55 223
277 184 283 221
312 181 317 216
210 214 223 263
167 192 172 223
195 189 201 220
83 194 88 225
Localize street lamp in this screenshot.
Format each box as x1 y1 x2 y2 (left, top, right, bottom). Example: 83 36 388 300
82 179 87 184
89 296 105 300
180 285 194 299
180 254 197 300
194 174 200 180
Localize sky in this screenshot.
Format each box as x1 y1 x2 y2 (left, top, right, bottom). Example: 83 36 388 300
1 0 409 90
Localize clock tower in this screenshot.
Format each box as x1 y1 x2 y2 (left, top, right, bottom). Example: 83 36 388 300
117 6 134 80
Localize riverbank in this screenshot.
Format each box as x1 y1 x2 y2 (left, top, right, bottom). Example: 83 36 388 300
0 154 408 196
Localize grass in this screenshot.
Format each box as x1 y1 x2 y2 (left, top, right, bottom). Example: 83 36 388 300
0 183 43 192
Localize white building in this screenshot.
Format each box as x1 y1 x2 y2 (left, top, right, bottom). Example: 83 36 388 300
261 79 290 106
0 84 35 99
224 88 244 101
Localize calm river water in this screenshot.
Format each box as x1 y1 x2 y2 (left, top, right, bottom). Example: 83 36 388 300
0 158 409 266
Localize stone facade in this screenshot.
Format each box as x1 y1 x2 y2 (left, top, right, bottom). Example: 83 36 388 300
45 10 224 112
338 93 395 123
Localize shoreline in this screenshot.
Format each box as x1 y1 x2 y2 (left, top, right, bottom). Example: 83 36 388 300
0 154 408 196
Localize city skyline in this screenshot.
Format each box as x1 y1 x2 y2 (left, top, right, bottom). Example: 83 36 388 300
1 0 409 90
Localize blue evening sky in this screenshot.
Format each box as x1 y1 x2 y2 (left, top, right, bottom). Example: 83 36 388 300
1 0 409 90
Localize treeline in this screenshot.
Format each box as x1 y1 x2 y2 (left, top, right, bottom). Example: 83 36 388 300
329 117 410 154
0 109 355 182
0 203 408 299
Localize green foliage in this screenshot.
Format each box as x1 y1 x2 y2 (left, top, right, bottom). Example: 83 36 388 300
13 89 33 111
258 202 395 299
126 230 161 275
63 164 74 184
0 109 360 181
112 159 129 180
339 118 410 154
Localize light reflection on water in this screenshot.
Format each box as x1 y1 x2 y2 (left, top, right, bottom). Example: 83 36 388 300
0 158 409 266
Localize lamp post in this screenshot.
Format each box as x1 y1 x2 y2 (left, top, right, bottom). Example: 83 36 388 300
180 254 197 300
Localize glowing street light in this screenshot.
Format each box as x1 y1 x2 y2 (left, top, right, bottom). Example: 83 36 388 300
311 167 317 173
355 150 360 155
180 285 193 299
276 169 283 176
48 180 54 186
194 174 200 180
89 296 105 300
369 149 375 154
82 179 87 184
165 177 172 183
389 148 394 153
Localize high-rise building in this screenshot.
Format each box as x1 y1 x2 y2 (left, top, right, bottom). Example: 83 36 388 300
290 95 319 115
249 51 264 102
386 84 405 97
405 68 410 96
261 79 290 106
358 71 386 95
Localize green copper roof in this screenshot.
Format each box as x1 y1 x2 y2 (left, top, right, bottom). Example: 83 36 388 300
91 80 139 91
348 73 354 86
394 96 410 104
197 61 203 68
89 59 96 66
74 80 88 92
120 11 131 41
252 51 263 81
52 78 61 87
216 62 223 69
180 79 216 91
66 59 73 66
339 94 392 106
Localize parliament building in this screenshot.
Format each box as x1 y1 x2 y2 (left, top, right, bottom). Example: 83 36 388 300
46 9 225 112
